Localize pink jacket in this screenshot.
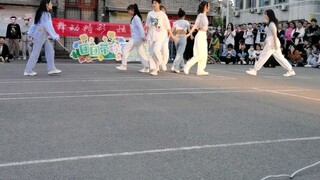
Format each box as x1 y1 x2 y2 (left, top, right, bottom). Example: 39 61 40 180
285 27 294 41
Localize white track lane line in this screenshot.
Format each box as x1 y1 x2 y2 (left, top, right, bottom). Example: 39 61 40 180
0 136 319 168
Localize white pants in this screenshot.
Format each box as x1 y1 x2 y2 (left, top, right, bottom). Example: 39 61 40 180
185 31 207 73
122 39 149 68
149 39 166 71
253 37 292 71
161 37 169 67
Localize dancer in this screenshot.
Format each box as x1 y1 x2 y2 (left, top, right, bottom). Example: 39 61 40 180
146 0 176 76
246 9 295 77
159 5 170 72
184 1 210 75
24 0 61 76
171 8 190 73
116 4 149 73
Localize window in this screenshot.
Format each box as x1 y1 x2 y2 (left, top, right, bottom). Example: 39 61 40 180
247 0 256 8
235 0 243 9
66 0 96 8
274 0 287 4
259 0 270 7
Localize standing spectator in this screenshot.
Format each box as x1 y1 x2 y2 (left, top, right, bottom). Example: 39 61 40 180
277 23 285 46
305 18 320 45
291 21 305 51
246 9 295 77
184 1 211 75
21 18 32 60
255 23 266 46
243 23 254 50
234 24 244 52
171 8 190 73
116 4 149 72
285 21 295 51
0 37 13 63
252 23 258 47
224 23 236 47
6 16 22 60
24 0 62 76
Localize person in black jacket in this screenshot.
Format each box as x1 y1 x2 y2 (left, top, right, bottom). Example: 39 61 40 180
0 37 13 63
6 16 22 60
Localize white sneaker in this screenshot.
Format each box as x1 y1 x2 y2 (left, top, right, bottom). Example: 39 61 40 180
150 70 158 76
283 70 295 77
184 64 190 75
139 68 149 73
246 68 257 76
170 66 175 72
48 68 62 75
304 64 312 68
24 71 37 76
116 65 127 71
171 67 180 73
161 65 167 72
197 71 209 76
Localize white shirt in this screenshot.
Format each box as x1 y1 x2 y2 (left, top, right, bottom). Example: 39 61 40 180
146 10 171 42
224 30 236 45
173 19 190 32
243 29 254 45
194 13 208 31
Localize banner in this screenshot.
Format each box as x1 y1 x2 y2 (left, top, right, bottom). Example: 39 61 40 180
53 18 131 38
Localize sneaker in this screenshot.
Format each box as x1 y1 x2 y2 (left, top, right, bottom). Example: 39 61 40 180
283 70 295 77
48 69 62 75
150 70 158 76
139 67 150 73
24 71 37 76
172 67 180 73
161 65 167 72
116 65 127 71
197 71 209 75
184 64 190 75
170 66 175 72
304 64 312 68
246 68 257 76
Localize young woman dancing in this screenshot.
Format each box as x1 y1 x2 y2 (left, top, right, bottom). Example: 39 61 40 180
116 4 149 73
246 9 295 77
184 1 210 75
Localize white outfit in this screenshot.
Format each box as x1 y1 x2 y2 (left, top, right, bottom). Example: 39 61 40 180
251 22 293 71
184 13 208 74
121 15 149 68
146 10 171 71
243 29 254 45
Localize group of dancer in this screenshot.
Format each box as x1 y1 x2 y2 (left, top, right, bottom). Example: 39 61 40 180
23 0 295 77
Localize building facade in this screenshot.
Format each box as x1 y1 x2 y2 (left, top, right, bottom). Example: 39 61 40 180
232 0 320 25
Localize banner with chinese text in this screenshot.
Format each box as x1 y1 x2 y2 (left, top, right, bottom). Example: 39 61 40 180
52 18 131 38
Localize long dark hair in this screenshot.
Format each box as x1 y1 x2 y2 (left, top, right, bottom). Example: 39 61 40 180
228 23 234 31
127 4 142 22
198 1 209 14
178 8 185 18
265 9 278 26
34 0 51 24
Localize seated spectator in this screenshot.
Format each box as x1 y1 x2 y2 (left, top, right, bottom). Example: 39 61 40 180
253 44 263 65
220 43 236 64
248 45 255 65
208 33 220 64
0 37 13 63
305 44 320 68
237 43 249 65
287 45 303 66
300 39 312 63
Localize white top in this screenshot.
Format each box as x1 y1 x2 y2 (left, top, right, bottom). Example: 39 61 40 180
28 12 59 40
243 29 254 45
130 15 145 40
194 13 208 31
146 10 171 41
224 30 236 45
21 24 31 41
173 19 190 32
264 22 281 49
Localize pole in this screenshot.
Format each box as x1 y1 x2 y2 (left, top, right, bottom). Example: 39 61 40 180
226 0 229 28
